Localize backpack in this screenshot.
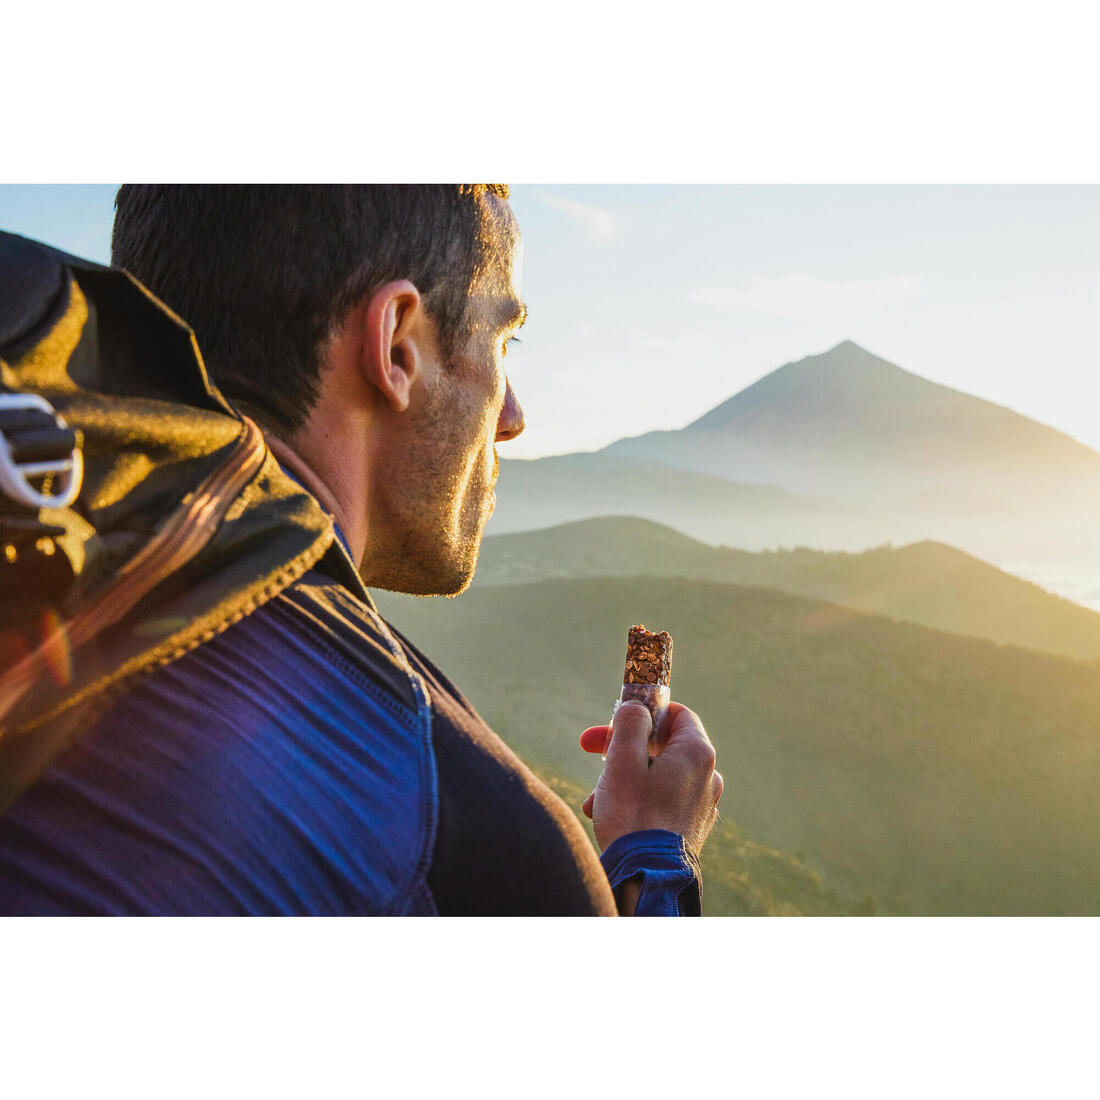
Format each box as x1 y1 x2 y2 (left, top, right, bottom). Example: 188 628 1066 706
0 230 365 815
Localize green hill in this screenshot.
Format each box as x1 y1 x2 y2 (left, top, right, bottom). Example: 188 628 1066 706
374 576 1100 916
475 516 1100 661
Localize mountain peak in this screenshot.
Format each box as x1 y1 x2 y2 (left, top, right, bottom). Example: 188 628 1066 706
825 338 869 355
780 339 902 376
685 340 921 432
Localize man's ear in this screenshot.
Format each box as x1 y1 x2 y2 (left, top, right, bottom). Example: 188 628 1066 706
362 279 426 413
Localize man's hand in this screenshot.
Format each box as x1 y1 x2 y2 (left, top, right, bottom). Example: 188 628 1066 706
578 701 723 856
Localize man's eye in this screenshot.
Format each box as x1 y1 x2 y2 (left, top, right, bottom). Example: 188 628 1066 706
503 336 521 357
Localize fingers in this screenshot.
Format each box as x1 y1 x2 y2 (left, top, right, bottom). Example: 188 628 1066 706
665 702 706 741
664 703 717 767
604 700 653 776
579 725 610 754
581 705 715 769
582 791 595 819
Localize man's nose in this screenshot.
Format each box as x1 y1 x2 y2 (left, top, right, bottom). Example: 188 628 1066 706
495 379 525 442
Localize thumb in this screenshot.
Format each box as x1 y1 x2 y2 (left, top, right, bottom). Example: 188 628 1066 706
604 700 652 777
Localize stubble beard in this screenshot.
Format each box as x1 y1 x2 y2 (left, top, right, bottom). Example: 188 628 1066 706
361 374 494 598
365 472 489 597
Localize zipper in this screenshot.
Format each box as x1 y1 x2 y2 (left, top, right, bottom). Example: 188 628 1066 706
0 417 268 728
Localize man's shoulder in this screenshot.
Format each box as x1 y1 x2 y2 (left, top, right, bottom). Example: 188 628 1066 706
0 570 438 915
114 568 437 819
105 568 429 736
242 570 424 714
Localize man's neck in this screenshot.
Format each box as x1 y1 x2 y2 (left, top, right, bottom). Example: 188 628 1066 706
266 435 366 566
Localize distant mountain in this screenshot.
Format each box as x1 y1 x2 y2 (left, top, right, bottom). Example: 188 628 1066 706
491 341 1100 561
474 516 1100 660
603 340 1100 506
374 576 1100 915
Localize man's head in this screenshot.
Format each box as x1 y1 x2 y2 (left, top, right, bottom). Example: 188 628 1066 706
111 184 512 436
111 184 525 596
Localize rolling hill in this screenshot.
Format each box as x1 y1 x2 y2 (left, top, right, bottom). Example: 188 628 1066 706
374 576 1100 916
474 516 1100 660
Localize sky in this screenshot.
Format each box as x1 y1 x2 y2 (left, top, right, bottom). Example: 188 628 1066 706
2 184 1098 461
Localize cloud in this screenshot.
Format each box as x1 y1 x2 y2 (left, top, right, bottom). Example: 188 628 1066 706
687 274 920 327
538 193 617 241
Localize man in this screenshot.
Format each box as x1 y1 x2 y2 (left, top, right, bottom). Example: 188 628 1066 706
0 185 722 915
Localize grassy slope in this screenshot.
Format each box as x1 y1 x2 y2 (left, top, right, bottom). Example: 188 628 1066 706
475 516 1100 661
375 576 1100 916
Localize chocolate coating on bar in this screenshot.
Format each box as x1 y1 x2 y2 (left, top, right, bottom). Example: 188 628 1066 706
623 624 672 686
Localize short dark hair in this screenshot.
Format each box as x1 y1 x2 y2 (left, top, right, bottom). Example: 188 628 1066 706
111 184 510 434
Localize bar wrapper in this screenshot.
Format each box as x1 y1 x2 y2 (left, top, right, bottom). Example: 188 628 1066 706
609 624 672 758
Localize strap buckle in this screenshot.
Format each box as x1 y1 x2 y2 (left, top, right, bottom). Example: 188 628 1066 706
0 393 83 511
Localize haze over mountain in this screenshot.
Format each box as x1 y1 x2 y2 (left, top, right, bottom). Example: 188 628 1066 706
489 452 864 549
604 340 1100 504
475 517 1100 661
490 341 1100 563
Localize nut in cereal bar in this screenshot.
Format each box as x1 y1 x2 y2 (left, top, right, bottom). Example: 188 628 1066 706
623 624 672 686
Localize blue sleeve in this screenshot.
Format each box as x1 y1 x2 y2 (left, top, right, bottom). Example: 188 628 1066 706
599 829 702 916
